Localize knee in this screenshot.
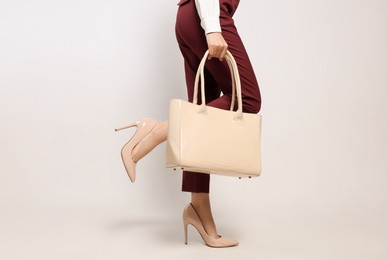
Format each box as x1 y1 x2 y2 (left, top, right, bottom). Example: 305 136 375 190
243 97 261 114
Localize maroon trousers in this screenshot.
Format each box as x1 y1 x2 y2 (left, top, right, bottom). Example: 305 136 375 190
175 0 261 193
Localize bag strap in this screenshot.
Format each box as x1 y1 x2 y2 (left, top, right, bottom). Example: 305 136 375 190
193 50 243 119
226 56 236 112
227 52 243 119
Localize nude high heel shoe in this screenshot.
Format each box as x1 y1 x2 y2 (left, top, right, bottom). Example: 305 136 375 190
115 118 157 182
183 203 239 248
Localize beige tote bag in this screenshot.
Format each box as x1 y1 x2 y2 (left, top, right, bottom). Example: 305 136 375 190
166 51 262 178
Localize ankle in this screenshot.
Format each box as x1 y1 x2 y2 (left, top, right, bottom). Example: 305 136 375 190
189 203 219 238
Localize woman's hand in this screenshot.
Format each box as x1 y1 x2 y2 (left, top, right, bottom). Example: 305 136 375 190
205 32 228 61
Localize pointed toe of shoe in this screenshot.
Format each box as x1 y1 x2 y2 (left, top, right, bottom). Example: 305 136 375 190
206 236 239 248
121 148 136 182
128 162 137 182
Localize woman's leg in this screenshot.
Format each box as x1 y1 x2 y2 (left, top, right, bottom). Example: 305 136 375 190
174 0 261 239
173 0 235 240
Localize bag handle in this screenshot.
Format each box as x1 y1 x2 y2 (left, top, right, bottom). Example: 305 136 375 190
193 51 237 111
193 50 243 119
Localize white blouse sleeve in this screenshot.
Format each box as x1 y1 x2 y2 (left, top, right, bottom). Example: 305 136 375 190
194 0 221 34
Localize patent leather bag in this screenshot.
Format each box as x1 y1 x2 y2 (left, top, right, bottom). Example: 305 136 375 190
165 51 262 178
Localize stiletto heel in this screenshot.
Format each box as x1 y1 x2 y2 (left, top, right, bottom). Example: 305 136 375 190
183 219 188 245
182 203 239 248
114 123 137 132
115 118 157 182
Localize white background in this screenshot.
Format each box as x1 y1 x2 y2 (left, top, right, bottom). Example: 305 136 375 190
0 0 386 259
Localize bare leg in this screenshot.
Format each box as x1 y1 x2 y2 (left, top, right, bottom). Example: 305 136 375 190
132 121 168 162
191 193 219 239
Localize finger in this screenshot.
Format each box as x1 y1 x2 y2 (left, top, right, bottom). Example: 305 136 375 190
208 45 214 60
215 45 224 61
220 45 228 61
215 45 222 60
